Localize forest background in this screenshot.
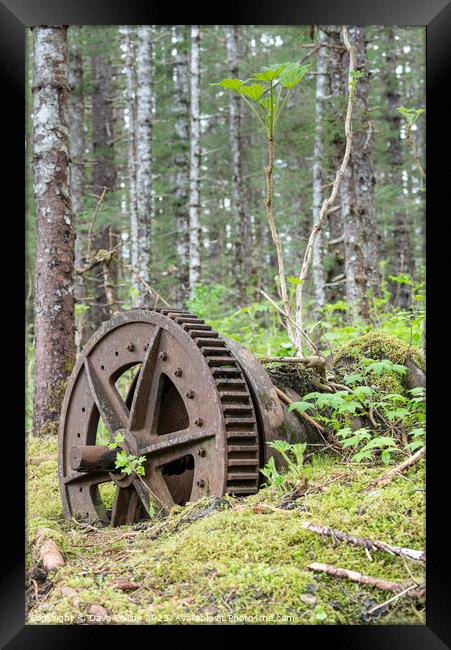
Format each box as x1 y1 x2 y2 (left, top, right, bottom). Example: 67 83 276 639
24 23 427 626
25 24 425 437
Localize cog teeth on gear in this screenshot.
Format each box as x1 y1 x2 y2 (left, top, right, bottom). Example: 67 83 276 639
156 309 260 496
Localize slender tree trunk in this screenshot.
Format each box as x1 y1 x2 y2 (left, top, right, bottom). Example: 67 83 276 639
121 26 140 300
351 26 380 298
188 26 202 293
341 26 371 322
68 26 87 351
226 25 246 305
89 40 117 334
311 28 327 315
385 27 414 309
32 26 75 435
324 26 345 302
172 26 190 306
135 26 154 307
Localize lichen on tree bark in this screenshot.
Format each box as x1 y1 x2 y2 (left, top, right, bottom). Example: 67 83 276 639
32 26 75 435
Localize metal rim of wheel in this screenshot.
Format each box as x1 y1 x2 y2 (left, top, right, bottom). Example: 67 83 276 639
58 308 284 527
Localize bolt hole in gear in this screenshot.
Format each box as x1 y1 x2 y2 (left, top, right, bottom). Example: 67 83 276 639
58 309 310 527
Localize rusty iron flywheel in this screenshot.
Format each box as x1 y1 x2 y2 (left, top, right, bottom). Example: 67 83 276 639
58 308 299 527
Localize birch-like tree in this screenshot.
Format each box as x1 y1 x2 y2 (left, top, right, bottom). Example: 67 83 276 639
172 26 190 305
324 26 346 302
226 25 246 304
32 26 75 435
341 26 371 321
311 28 328 314
68 26 87 350
121 26 140 300
135 25 154 306
188 25 202 293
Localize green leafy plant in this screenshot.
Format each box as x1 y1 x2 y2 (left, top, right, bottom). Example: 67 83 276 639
260 440 308 486
107 433 155 516
210 63 311 338
397 106 425 127
288 362 425 465
211 62 311 140
397 106 426 188
107 432 147 477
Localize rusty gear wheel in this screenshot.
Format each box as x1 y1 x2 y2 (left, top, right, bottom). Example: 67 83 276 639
58 309 290 526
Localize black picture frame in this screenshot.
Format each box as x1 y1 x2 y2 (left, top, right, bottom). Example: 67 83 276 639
3 0 450 646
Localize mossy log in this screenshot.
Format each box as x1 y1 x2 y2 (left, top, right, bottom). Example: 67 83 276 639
331 332 425 395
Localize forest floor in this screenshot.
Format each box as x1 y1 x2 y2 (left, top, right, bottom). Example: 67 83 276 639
26 436 425 625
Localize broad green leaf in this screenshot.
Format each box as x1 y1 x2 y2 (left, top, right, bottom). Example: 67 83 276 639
407 440 424 451
343 373 364 385
209 78 243 90
381 450 392 464
288 401 314 414
238 83 266 102
353 386 374 398
361 437 397 451
287 275 303 286
253 63 289 82
279 63 311 88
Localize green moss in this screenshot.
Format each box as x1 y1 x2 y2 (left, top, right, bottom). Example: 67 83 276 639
333 331 425 396
26 436 425 625
334 331 425 372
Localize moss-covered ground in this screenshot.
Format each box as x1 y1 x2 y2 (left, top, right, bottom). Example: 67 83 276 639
26 436 425 625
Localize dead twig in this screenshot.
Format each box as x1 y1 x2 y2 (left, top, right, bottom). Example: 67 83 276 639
260 289 319 354
116 259 170 308
301 521 425 562
364 446 425 492
308 562 425 599
367 583 423 615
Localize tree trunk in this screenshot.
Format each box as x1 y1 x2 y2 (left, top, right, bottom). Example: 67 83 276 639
172 26 190 307
32 26 76 435
351 26 380 298
385 27 414 309
135 26 154 307
324 26 345 302
342 26 371 321
68 26 87 352
188 25 202 294
311 28 328 315
121 26 140 301
89 41 117 334
226 25 246 306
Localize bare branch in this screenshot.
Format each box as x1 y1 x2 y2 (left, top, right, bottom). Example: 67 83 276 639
294 26 357 354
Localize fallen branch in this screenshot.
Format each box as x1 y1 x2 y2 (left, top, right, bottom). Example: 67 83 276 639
260 356 311 364
259 355 327 371
364 446 425 492
36 530 65 571
275 386 324 433
301 521 425 562
308 562 425 599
